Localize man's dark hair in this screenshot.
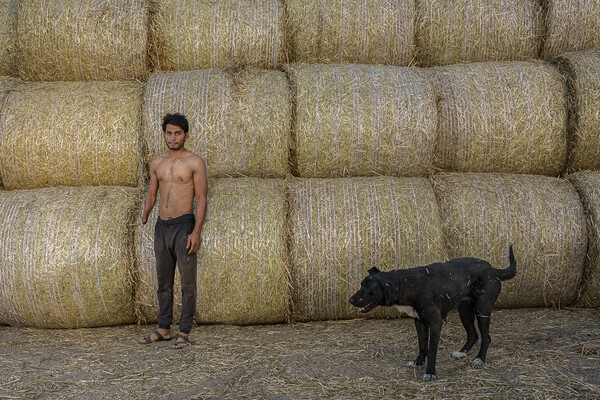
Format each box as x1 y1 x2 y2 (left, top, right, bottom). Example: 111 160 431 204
162 113 189 134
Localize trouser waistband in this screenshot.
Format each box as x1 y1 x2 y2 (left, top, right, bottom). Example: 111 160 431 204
157 213 195 226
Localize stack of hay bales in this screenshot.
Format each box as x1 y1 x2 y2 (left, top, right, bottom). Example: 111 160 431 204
150 0 286 71
16 0 148 81
554 50 600 172
0 186 138 328
567 172 600 308
433 173 587 308
135 179 288 325
541 0 600 60
288 177 445 321
143 68 290 178
0 81 142 188
286 0 415 66
429 61 568 176
288 64 437 177
0 0 16 77
416 0 539 67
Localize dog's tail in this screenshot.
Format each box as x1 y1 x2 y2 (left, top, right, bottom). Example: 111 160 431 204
495 244 517 281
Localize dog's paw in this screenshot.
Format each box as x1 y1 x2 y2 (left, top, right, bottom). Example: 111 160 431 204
451 351 467 360
472 358 485 367
423 374 437 382
407 361 416 368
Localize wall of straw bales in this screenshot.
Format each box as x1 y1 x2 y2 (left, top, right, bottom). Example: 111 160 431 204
567 172 600 308
0 81 142 189
16 0 148 81
289 64 437 177
0 186 138 328
429 61 568 176
143 68 290 178
150 0 285 71
136 178 288 326
541 0 600 60
286 0 415 66
555 50 600 172
416 0 539 67
288 177 445 321
0 0 16 77
433 173 587 308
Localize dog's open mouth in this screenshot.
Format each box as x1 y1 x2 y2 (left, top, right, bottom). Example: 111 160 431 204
358 302 376 313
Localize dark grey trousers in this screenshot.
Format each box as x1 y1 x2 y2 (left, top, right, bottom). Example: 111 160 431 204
154 213 197 334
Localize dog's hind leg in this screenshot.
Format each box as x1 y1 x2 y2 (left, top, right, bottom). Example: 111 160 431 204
452 301 479 360
472 310 492 367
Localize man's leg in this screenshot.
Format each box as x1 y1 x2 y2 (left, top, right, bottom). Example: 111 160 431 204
173 219 197 348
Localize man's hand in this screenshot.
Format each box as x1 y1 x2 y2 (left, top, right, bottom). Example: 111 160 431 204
142 215 148 225
187 231 201 254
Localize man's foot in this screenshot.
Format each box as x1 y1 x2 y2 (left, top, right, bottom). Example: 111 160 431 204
172 333 191 349
137 329 171 344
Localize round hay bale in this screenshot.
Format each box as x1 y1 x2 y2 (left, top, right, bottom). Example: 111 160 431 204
0 0 16 76
150 0 285 71
286 0 415 66
416 0 540 67
289 64 437 178
554 50 600 172
0 81 142 189
16 0 148 81
143 68 290 178
0 186 138 328
288 177 445 321
135 178 288 325
429 61 568 176
432 173 587 308
567 171 600 308
541 0 600 60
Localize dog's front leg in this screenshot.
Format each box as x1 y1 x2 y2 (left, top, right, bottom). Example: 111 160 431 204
408 319 428 368
423 319 442 381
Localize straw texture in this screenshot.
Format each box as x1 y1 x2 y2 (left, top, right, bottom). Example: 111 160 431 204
289 64 437 178
0 81 142 189
429 61 568 176
135 178 288 325
567 172 600 308
541 0 600 60
288 177 445 321
150 0 285 71
416 0 540 67
286 0 415 66
16 0 148 81
555 50 600 172
0 186 138 328
143 68 290 178
0 0 16 76
433 173 587 308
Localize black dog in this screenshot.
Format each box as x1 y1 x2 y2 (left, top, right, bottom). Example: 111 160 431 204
349 245 516 381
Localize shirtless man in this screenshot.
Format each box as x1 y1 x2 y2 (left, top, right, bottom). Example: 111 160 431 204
138 113 207 349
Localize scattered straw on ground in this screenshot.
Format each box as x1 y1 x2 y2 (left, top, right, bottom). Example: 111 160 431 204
0 308 598 399
433 173 587 308
286 0 415 66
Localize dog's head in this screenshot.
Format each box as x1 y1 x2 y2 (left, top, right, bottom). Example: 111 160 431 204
348 267 399 313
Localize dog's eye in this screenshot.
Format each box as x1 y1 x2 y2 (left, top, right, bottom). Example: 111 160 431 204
368 290 374 296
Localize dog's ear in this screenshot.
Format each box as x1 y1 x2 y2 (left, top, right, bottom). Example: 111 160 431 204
368 267 380 275
383 281 399 306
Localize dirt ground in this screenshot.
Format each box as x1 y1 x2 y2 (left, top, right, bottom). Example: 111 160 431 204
0 308 599 399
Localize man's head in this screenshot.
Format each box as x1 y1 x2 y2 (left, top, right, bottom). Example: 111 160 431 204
162 113 190 151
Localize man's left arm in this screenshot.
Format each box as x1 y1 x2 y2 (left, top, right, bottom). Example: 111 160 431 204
187 157 208 254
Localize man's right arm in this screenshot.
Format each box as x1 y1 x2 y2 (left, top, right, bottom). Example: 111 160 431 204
142 160 159 225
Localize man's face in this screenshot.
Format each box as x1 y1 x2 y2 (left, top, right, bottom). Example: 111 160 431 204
163 123 189 151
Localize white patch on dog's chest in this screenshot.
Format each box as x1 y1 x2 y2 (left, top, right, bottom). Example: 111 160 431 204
395 306 419 319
